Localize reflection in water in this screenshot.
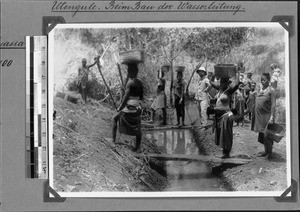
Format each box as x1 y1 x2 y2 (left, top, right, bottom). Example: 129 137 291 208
174 131 185 154
145 129 198 155
145 129 226 191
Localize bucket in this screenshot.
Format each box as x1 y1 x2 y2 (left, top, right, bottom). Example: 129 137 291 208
265 123 285 143
119 50 144 64
214 64 237 78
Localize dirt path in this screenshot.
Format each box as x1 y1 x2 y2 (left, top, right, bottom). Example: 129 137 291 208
192 118 288 192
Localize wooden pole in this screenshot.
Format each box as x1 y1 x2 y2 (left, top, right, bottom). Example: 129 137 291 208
117 63 124 86
96 62 117 110
185 59 205 94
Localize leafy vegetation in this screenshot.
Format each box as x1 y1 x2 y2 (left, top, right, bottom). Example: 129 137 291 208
54 25 286 123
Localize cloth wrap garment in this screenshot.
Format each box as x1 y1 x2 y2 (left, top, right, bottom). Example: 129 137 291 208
173 80 186 120
214 90 235 152
254 86 274 143
215 110 234 151
151 78 166 110
119 96 142 136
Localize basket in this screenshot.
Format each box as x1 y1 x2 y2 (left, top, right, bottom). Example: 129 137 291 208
119 50 144 64
214 64 237 78
161 65 171 72
173 66 185 72
265 123 285 143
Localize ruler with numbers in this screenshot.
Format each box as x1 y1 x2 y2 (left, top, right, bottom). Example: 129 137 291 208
26 36 48 179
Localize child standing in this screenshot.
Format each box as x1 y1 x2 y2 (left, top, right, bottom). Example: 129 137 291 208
173 69 186 126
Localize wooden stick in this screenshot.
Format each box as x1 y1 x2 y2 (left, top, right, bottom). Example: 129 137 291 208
131 153 252 164
117 63 124 86
96 62 117 110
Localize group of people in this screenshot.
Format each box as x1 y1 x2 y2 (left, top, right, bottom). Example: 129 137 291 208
77 57 281 157
150 67 187 126
193 65 279 159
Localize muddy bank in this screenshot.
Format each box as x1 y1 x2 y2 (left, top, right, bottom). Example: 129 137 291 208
53 97 168 193
191 119 288 192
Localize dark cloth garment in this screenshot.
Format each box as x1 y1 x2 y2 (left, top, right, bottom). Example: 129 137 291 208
208 87 218 100
234 98 245 122
174 95 185 117
173 80 186 98
214 109 234 152
157 78 166 93
246 91 256 113
251 110 255 131
119 96 142 136
173 79 186 124
119 108 142 136
254 86 274 132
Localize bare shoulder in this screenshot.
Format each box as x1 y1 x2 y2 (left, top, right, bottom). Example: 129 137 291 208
126 79 135 87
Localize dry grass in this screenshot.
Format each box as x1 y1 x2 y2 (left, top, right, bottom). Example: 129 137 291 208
52 97 168 192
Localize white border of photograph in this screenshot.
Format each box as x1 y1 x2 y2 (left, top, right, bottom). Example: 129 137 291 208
48 22 291 198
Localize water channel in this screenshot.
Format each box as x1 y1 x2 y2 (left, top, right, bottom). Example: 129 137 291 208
145 128 227 191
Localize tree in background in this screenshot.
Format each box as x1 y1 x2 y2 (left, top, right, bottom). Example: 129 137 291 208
183 27 251 93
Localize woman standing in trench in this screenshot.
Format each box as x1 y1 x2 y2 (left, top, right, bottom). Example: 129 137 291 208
254 73 276 159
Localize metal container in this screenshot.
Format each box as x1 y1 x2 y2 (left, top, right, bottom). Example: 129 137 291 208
214 64 237 78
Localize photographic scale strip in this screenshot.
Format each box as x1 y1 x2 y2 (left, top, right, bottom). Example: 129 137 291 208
25 36 48 179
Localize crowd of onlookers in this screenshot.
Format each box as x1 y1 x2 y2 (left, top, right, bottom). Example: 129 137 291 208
149 63 282 159
76 56 283 157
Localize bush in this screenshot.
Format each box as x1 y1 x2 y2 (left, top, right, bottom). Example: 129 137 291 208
67 75 108 101
250 45 268 56
275 97 286 124
68 79 79 91
275 87 285 99
88 77 107 100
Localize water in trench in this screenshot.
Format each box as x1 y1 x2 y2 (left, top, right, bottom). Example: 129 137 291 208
145 129 227 191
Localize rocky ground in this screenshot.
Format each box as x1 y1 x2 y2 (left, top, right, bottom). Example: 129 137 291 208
192 117 288 192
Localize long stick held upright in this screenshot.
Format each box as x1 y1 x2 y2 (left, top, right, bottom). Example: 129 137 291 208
95 61 117 110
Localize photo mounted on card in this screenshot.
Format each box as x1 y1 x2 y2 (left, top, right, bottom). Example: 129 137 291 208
48 22 290 198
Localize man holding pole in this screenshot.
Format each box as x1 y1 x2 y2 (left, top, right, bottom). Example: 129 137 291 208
78 57 99 104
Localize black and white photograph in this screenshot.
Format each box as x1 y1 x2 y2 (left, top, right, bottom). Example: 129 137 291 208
48 22 290 197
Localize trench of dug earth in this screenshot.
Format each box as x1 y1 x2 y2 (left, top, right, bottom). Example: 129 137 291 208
53 97 286 193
